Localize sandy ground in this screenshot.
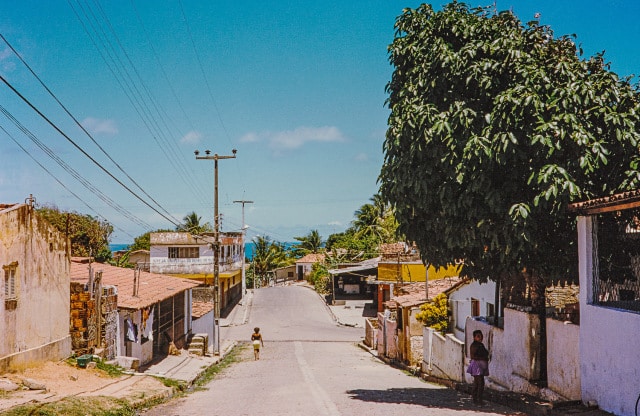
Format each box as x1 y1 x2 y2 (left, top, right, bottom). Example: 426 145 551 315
0 360 125 411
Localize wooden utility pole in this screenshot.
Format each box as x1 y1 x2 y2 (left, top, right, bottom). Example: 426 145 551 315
195 149 237 355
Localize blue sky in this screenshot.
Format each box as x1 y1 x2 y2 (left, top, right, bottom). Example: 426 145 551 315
1 1 640 244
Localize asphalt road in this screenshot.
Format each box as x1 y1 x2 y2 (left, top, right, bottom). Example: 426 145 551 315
144 286 521 416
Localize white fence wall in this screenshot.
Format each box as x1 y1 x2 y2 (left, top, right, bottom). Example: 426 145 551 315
546 318 580 400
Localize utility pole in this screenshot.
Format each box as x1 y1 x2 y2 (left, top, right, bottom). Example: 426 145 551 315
233 199 253 305
195 149 237 355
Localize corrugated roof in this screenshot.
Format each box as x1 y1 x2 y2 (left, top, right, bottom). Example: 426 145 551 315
70 257 200 310
385 277 463 309
328 257 380 275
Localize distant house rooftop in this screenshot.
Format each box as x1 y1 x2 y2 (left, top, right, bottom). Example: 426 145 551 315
385 277 463 309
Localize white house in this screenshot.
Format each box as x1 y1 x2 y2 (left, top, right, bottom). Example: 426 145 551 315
570 192 640 416
446 279 497 341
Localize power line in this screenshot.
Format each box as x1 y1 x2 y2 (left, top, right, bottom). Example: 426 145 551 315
0 123 136 240
0 32 182 226
66 0 210 205
0 74 181 228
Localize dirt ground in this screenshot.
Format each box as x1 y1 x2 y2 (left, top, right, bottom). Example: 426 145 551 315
0 360 124 411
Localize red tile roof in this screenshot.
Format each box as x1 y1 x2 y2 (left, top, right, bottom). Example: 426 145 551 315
385 277 463 309
296 253 325 264
192 301 214 319
70 257 200 310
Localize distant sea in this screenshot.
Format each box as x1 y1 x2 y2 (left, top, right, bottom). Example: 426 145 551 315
109 242 296 258
109 244 130 252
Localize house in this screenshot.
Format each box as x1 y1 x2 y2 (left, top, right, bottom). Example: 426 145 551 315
370 242 461 312
149 231 244 313
378 277 462 366
70 258 200 366
270 264 296 286
569 191 640 416
128 250 150 270
295 253 325 281
446 279 497 341
327 256 379 303
0 201 71 373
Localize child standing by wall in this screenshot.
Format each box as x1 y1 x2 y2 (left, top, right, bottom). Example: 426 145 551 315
467 329 489 405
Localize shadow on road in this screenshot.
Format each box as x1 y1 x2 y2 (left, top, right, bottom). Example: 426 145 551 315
346 387 522 415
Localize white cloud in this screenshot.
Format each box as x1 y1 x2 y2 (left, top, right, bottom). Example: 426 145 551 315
239 126 346 155
269 126 344 150
0 48 11 60
354 153 368 162
81 117 118 135
239 132 260 143
180 130 202 144
328 221 342 226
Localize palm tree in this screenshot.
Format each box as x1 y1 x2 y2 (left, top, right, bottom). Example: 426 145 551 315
251 236 288 284
179 211 213 234
293 229 323 256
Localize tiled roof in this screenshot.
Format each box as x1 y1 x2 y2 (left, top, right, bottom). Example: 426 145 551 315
379 242 407 255
568 189 640 215
385 277 463 309
70 257 200 310
192 300 214 319
296 253 325 264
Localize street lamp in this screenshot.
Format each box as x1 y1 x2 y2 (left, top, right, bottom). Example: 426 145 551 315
233 199 253 305
195 148 237 355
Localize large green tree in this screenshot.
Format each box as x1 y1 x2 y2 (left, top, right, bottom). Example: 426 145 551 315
38 205 113 262
380 3 640 308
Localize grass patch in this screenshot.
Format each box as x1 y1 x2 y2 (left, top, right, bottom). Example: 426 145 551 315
155 376 187 392
95 360 124 378
193 343 246 388
3 396 135 416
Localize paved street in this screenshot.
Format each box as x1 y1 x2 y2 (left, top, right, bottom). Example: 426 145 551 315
146 285 522 415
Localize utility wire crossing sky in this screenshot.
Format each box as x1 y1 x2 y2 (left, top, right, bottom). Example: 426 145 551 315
1 1 639 243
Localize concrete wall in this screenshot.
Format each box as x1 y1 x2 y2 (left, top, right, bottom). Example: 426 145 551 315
467 310 542 394
376 312 398 359
0 204 71 372
449 280 496 341
192 309 214 351
546 318 580 400
422 327 465 381
578 216 640 416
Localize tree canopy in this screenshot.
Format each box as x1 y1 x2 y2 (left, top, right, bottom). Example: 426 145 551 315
380 3 640 304
179 211 212 234
38 205 113 262
292 229 323 257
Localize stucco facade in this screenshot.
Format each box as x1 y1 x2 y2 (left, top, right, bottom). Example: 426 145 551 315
577 216 640 416
0 202 71 372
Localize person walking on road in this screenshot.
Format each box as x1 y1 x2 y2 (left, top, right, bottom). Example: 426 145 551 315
251 327 264 360
467 329 489 405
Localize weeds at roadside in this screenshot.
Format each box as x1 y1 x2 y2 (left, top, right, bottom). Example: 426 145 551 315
2 396 135 416
193 344 247 390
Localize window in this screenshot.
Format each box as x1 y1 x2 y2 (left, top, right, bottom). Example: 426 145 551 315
168 247 199 259
593 212 640 313
471 298 480 317
4 262 17 309
487 302 495 318
288 271 294 278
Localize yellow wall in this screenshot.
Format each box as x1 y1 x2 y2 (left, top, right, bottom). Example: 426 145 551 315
377 262 459 282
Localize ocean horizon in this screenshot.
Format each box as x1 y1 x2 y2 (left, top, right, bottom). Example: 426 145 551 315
109 242 297 260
